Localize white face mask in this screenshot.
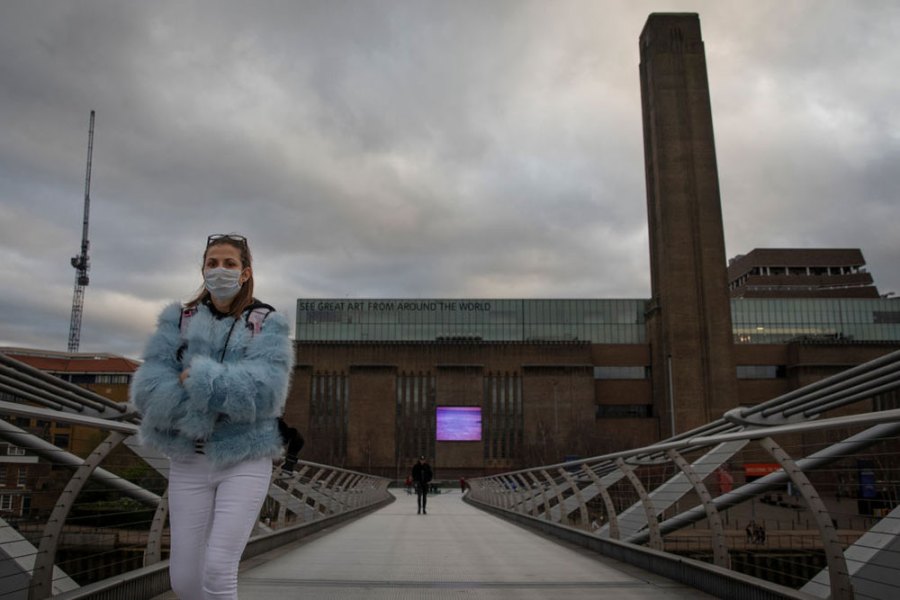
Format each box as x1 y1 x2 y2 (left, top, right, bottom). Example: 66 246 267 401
204 267 243 302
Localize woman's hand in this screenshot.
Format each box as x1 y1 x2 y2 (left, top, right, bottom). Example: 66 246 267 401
179 369 190 384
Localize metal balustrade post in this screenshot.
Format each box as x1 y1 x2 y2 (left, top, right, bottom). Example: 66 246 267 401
665 449 730 568
481 478 497 505
493 476 508 508
519 475 543 517
144 488 169 566
558 467 589 530
500 475 519 509
758 436 853 600
540 469 566 523
580 464 620 539
616 458 663 551
477 478 491 504
526 471 550 520
318 470 339 514
29 431 128 600
277 465 310 526
491 478 506 507
344 474 363 508
331 471 353 511
300 467 327 516
497 476 512 508
510 473 530 513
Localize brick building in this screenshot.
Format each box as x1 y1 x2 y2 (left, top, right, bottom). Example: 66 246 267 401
0 348 138 518
283 14 900 479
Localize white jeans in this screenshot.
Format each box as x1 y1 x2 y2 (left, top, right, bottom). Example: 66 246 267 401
167 453 271 599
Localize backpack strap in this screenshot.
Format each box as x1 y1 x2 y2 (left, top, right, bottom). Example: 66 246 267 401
176 307 198 363
179 306 198 337
244 304 275 334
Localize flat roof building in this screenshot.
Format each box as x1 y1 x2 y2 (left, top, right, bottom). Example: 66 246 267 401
728 248 880 298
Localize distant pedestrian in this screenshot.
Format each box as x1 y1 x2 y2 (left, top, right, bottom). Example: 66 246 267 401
459 477 467 493
746 521 755 544
412 456 433 514
755 523 766 544
405 475 413 495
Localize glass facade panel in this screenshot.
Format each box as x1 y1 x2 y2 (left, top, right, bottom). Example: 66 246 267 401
297 299 647 343
736 365 785 379
593 366 649 379
731 298 900 343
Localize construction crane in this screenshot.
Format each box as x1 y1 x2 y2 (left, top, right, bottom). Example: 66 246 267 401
67 110 95 352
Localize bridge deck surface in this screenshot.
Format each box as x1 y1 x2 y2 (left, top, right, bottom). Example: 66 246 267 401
156 489 715 599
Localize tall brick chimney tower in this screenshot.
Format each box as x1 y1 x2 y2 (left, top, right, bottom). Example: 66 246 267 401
639 13 738 436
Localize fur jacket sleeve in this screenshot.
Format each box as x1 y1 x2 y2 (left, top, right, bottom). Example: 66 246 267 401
129 302 190 428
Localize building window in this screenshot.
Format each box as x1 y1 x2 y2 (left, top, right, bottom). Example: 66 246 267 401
95 375 131 384
17 468 27 487
396 372 436 462
593 366 649 380
736 365 786 379
53 434 70 448
874 311 900 324
483 372 523 461
0 495 13 511
596 405 653 419
310 371 348 462
874 390 900 411
6 445 25 456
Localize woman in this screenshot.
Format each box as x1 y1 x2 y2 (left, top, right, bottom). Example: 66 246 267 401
130 233 294 599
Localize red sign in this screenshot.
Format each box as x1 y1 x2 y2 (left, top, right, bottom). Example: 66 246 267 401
744 463 781 477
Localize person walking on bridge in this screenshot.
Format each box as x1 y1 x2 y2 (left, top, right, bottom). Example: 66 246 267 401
412 455 433 514
130 233 294 600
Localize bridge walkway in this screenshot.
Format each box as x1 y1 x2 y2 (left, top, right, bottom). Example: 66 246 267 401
155 489 714 599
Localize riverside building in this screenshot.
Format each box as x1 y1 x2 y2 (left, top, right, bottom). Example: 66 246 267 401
284 296 900 478
281 14 900 477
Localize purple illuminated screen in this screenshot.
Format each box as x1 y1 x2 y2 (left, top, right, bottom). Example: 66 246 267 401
436 406 482 441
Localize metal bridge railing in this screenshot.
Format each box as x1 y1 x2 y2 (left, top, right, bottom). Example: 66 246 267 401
0 353 392 600
466 349 900 600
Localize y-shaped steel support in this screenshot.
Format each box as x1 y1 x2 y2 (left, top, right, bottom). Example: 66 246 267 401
277 465 310 525
29 431 127 600
540 469 568 524
665 449 730 568
758 436 852 600
581 464 620 539
144 488 169 566
527 471 550 520
616 458 663 551
558 468 590 529
512 473 537 515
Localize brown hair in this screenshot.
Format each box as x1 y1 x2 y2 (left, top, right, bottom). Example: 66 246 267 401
185 235 255 318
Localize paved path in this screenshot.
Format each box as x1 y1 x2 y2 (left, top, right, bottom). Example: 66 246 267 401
157 489 716 599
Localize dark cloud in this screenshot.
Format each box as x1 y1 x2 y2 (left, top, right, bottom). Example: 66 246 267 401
1 0 898 358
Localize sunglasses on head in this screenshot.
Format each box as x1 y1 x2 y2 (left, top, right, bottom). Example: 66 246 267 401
207 234 247 247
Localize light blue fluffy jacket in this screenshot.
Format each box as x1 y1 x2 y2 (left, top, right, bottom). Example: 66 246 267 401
129 301 294 468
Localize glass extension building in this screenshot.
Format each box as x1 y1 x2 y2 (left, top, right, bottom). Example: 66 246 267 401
296 299 647 343
297 298 900 345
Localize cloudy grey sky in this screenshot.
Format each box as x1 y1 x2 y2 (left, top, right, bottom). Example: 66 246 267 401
1 0 898 358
